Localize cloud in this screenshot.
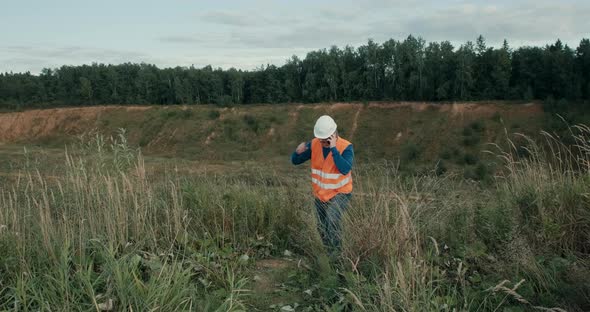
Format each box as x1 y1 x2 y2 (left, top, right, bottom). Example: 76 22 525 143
3 0 589 74
2 45 145 61
199 10 302 28
370 1 590 47
317 7 363 21
201 11 261 27
0 45 150 73
159 33 229 47
167 5 376 50
271 25 371 49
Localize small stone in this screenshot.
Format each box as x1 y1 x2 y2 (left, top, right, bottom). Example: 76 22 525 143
98 299 113 311
239 254 249 262
283 250 293 257
303 289 313 296
281 305 295 311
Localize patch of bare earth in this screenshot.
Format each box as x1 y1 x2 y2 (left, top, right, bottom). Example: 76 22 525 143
368 101 432 111
267 127 276 137
287 105 304 128
250 258 302 308
366 101 543 117
329 102 354 111
253 259 293 290
0 106 148 143
204 131 217 145
349 105 363 141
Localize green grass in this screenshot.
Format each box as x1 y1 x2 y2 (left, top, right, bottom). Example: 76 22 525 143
0 103 588 311
0 103 547 176
0 125 589 311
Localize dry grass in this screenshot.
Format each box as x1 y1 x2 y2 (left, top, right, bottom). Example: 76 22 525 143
1 126 588 310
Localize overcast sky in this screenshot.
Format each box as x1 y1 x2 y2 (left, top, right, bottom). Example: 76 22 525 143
1 0 588 74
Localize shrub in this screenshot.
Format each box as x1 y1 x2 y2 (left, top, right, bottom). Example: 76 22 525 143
159 109 193 119
160 110 178 119
243 114 261 133
179 109 193 119
464 152 479 165
216 95 234 107
462 135 480 146
208 110 221 120
435 160 447 176
401 141 421 161
492 112 502 123
440 149 452 160
462 127 473 136
474 163 489 181
463 167 477 180
469 120 485 132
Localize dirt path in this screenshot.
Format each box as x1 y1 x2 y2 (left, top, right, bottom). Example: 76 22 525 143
287 105 304 126
248 258 307 311
349 105 363 141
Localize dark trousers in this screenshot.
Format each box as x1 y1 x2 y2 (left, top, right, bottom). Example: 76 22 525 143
314 193 352 254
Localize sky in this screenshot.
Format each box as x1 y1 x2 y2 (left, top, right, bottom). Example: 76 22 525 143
1 0 589 74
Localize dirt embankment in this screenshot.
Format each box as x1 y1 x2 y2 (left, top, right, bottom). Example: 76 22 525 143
0 102 543 145
0 106 149 143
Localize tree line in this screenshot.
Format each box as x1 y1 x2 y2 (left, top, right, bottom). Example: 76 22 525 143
1 35 589 109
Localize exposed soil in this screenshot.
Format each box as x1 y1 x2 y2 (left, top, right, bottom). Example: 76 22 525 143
349 105 363 141
249 258 304 310
0 102 544 145
0 106 148 143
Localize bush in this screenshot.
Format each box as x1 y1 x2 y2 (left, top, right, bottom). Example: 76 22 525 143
179 109 193 119
160 109 193 119
435 160 447 176
208 110 221 120
469 120 485 132
464 153 479 165
461 121 484 147
491 112 502 123
243 114 261 133
440 149 452 160
216 95 234 107
463 167 477 180
462 135 480 146
474 163 489 181
401 141 421 161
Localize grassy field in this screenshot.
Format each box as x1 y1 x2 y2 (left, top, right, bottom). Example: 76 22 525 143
0 103 589 311
0 102 544 174
0 123 589 311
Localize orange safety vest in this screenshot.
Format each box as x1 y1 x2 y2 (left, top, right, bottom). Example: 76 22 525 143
310 137 353 202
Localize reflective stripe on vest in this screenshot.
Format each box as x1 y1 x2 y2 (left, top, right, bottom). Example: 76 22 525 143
311 168 343 180
311 176 351 190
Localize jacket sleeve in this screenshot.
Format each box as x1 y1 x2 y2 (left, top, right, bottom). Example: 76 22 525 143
330 144 354 174
291 141 312 165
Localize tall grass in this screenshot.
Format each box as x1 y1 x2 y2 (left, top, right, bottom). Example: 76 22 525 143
1 127 589 310
325 124 590 311
0 132 291 310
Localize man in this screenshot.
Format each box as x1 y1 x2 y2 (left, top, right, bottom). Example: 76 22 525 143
291 115 354 255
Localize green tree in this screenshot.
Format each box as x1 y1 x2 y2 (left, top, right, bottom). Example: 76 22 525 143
576 39 590 100
79 77 93 103
455 42 475 99
490 39 512 99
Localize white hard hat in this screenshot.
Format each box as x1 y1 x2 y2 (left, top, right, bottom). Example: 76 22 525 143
314 115 337 139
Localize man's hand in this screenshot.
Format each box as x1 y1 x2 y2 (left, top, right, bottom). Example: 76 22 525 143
329 134 337 148
296 142 308 154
